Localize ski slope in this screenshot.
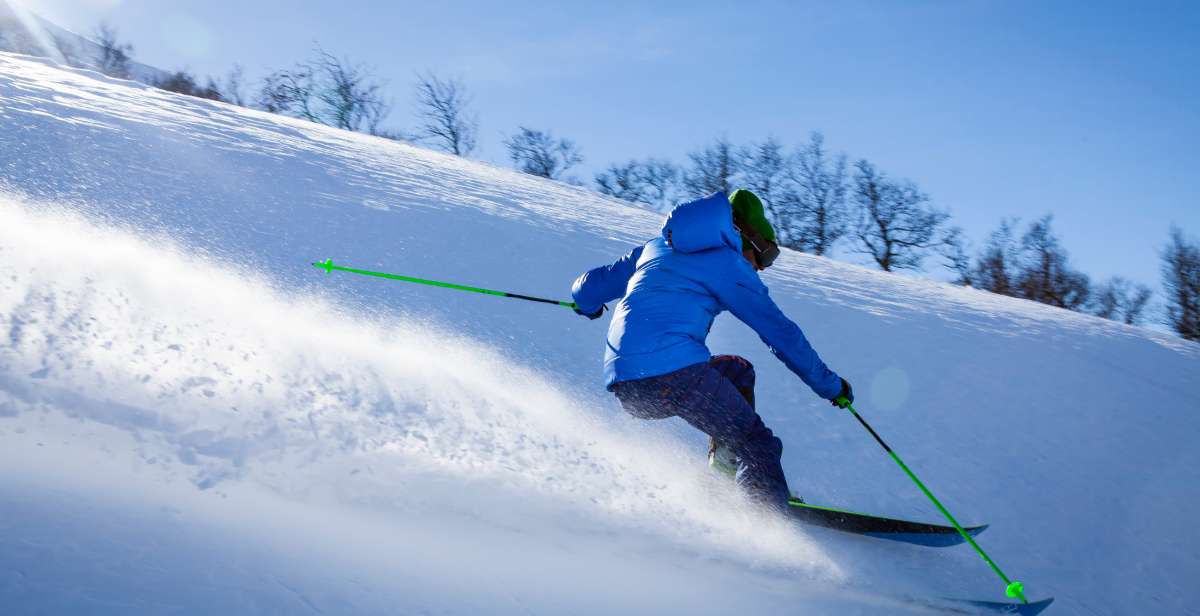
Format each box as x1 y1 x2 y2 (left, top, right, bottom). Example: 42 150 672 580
1 51 1198 615
0 1 169 83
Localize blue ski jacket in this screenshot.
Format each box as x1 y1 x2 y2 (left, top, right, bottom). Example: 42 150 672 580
571 193 843 399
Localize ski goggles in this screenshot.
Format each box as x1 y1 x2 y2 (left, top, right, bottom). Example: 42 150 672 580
737 225 781 269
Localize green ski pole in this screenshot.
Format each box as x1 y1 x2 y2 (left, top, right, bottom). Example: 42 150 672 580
834 397 1030 605
311 259 579 310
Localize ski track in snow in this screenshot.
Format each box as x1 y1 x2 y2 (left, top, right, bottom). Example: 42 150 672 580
2 51 1200 615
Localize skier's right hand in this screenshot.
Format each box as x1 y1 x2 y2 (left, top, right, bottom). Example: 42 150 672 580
830 378 853 409
574 304 606 320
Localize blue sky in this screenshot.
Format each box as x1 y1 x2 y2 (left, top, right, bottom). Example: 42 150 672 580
22 0 1200 291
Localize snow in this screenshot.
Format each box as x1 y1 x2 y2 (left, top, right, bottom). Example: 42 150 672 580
0 1 170 84
1 51 1198 615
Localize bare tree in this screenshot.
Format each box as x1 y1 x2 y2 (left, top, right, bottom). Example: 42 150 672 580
595 158 681 211
257 65 317 120
504 126 583 180
257 47 391 134
1091 277 1152 325
595 161 646 203
740 137 787 226
785 132 849 255
636 159 682 211
94 23 132 78
683 137 739 198
413 72 477 156
314 49 390 133
1014 215 1090 310
155 70 225 101
850 160 949 271
973 218 1022 295
939 226 973 286
1162 226 1200 341
223 64 247 106
200 76 225 101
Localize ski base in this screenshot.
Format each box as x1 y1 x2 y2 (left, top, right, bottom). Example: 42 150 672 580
943 597 1054 615
786 498 988 547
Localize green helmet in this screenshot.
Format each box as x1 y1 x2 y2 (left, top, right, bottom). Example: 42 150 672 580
729 190 779 268
729 189 776 244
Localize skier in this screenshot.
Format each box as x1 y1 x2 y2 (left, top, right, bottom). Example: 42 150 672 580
570 190 853 510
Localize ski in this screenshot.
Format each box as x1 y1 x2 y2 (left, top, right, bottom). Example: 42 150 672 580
947 597 1054 614
786 498 988 547
892 594 1056 615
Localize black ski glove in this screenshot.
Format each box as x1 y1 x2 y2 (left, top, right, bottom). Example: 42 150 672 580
574 304 606 320
830 378 853 409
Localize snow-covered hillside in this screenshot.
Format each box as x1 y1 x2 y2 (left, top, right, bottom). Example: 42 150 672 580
0 2 167 83
1 52 1198 615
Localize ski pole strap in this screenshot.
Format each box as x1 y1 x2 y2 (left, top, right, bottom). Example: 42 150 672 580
838 399 1029 604
312 259 578 309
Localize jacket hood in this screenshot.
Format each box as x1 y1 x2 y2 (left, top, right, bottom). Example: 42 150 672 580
661 193 741 254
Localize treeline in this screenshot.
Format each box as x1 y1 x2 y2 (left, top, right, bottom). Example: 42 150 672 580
596 134 946 266
68 24 1200 343
68 26 592 186
593 132 1200 341
57 25 472 152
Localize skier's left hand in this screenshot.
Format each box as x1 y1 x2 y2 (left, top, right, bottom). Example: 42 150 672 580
574 304 606 320
830 378 853 408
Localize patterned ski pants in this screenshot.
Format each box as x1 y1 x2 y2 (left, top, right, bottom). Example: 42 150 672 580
610 355 790 508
